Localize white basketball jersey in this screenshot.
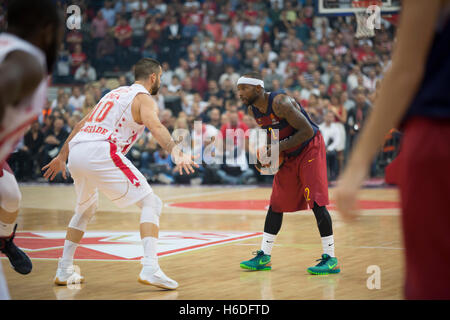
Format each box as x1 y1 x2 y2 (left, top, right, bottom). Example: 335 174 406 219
0 33 47 167
70 83 150 154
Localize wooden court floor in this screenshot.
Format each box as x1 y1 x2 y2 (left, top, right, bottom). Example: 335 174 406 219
1 184 404 300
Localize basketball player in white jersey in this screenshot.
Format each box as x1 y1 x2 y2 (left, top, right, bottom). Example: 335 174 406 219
0 0 63 299
42 58 198 290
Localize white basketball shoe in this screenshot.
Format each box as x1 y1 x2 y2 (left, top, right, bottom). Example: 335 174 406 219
138 258 178 290
54 258 85 286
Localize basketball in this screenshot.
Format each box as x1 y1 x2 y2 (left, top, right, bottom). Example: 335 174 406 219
255 147 285 174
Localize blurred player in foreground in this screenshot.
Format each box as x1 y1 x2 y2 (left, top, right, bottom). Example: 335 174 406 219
0 0 63 299
42 58 198 290
335 0 450 299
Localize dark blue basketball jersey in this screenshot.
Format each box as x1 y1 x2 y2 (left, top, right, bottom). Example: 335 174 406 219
405 11 450 121
250 90 319 157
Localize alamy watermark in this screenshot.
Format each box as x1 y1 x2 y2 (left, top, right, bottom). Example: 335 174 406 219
67 265 82 290
366 265 381 290
169 121 281 175
66 4 81 30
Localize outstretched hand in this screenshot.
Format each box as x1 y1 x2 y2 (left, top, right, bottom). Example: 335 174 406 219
41 155 67 181
171 147 199 175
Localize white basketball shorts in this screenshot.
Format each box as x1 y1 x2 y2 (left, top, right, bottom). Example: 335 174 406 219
68 141 152 209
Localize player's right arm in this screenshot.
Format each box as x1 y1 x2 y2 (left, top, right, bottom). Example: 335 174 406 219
0 51 45 121
136 93 198 175
41 110 92 180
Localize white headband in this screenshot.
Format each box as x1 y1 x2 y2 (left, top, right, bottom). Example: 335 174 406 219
237 77 264 88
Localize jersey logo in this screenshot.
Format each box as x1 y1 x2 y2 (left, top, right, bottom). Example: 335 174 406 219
270 114 280 125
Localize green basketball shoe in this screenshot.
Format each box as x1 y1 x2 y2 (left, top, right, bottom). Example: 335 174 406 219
240 250 272 271
307 254 340 275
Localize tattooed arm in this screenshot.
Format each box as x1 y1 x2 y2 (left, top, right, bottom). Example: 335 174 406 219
272 94 314 152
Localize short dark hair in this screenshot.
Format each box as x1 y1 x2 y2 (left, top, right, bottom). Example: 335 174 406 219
134 58 161 80
242 71 262 80
6 0 62 38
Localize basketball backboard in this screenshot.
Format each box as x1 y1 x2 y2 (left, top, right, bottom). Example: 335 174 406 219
316 0 401 16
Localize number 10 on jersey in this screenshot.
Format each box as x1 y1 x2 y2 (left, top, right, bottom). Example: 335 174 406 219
88 101 114 123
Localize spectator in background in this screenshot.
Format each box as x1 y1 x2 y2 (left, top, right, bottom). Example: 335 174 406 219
101 0 116 27
160 61 174 87
40 117 70 177
207 107 221 130
95 32 116 76
182 16 199 42
204 14 222 42
129 9 146 46
161 15 182 67
144 15 161 42
70 44 87 75
91 10 109 42
54 43 71 84
308 94 327 125
223 44 240 70
204 80 224 101
190 67 208 98
319 111 341 181
363 69 379 93
68 87 86 113
74 61 97 84
174 58 189 82
7 138 31 181
347 89 371 150
243 16 262 41
24 121 44 180
217 108 254 185
219 65 240 88
153 146 174 184
328 94 347 173
206 53 225 82
114 16 133 68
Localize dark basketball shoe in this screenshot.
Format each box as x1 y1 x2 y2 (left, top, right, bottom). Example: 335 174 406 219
0 224 32 275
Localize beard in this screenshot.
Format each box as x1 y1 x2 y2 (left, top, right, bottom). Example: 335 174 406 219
243 93 258 106
150 79 160 95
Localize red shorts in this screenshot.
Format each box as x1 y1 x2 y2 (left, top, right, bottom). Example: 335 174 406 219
397 117 450 299
270 132 329 212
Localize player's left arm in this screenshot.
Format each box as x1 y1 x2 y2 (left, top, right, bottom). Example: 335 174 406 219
272 94 314 153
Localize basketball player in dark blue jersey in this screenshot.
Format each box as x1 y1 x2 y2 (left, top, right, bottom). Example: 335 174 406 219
336 0 450 299
237 72 340 275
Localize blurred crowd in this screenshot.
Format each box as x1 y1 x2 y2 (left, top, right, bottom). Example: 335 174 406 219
1 0 402 185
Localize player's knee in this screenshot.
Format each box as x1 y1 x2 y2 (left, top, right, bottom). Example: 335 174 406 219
0 181 21 213
138 193 162 226
69 194 98 232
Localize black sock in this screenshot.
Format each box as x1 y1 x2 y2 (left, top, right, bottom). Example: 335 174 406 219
312 202 333 237
264 206 283 235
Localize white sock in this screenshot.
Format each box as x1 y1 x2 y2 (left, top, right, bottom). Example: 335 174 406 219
261 232 276 255
321 235 335 257
0 221 14 237
61 240 78 265
142 236 159 271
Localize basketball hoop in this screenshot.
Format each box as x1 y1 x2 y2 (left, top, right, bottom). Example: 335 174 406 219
352 0 382 38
